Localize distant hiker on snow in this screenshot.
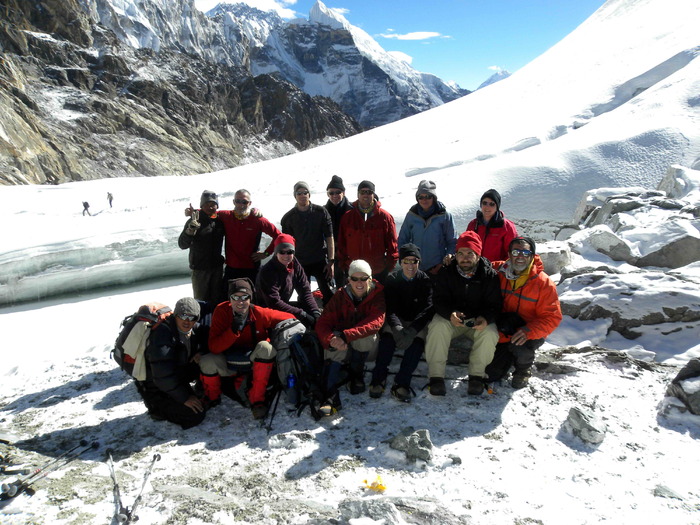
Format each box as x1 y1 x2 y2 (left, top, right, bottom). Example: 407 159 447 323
107 192 113 208
425 231 502 397
179 190 225 306
397 180 456 276
485 237 562 389
198 278 295 420
135 298 210 429
82 201 91 216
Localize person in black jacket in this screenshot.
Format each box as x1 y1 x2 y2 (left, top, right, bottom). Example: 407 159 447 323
281 181 335 304
255 234 321 328
424 231 502 396
136 298 210 429
179 190 226 306
323 175 353 282
369 244 433 403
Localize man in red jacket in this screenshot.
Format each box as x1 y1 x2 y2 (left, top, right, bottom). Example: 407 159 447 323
217 189 282 283
198 278 295 419
336 180 398 284
315 259 386 415
485 237 562 389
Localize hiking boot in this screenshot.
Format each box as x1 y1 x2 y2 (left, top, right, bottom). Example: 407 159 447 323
349 376 366 395
428 377 446 396
391 384 412 403
250 403 268 420
369 381 385 399
511 370 532 389
319 392 341 416
467 376 485 395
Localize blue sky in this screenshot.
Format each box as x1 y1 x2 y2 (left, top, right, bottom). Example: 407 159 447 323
194 0 606 90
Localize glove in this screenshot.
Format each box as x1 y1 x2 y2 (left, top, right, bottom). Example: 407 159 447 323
396 327 418 351
312 310 322 321
390 325 404 340
299 311 316 327
231 313 246 332
185 210 200 235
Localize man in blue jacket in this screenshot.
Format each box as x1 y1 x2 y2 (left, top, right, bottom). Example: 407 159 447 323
398 180 456 276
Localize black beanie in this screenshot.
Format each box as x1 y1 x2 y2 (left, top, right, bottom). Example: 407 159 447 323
200 190 218 207
480 189 502 211
358 180 376 194
509 236 537 255
327 175 345 191
399 243 421 260
228 278 255 297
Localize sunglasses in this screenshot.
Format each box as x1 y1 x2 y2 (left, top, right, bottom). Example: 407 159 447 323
230 294 251 302
511 249 533 257
401 258 419 265
349 275 370 282
327 190 342 196
277 250 295 255
481 200 497 207
417 195 433 200
234 199 250 205
177 314 198 322
359 189 374 195
295 191 309 196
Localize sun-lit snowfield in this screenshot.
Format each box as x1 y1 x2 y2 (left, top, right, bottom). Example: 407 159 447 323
1 0 699 523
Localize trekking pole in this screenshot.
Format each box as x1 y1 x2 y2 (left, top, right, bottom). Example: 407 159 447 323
1 440 99 499
262 389 283 434
123 453 160 524
106 449 129 523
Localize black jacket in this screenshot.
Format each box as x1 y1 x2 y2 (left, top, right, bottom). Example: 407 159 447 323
178 214 225 270
433 258 502 324
383 268 434 332
324 197 353 240
142 317 208 404
280 204 333 265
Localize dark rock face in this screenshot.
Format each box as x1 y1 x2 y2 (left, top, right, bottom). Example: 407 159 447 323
0 0 360 185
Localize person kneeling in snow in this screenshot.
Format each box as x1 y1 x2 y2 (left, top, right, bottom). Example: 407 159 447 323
136 298 209 429
199 278 295 419
485 237 562 389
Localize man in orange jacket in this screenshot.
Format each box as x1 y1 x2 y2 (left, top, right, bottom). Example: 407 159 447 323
486 237 562 389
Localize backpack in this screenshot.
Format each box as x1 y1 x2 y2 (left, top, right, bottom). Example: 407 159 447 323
270 318 325 420
112 303 172 377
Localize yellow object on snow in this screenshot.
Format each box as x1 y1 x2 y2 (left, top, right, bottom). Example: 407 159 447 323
363 475 386 492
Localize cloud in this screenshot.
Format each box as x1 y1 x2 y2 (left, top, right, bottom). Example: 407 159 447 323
377 31 447 41
488 65 504 72
387 51 413 65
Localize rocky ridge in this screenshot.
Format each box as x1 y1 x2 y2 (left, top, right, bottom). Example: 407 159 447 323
0 0 360 185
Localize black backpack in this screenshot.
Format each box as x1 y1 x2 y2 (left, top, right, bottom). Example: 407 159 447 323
287 332 326 420
112 303 172 377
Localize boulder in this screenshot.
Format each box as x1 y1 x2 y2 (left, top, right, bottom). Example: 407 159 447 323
666 358 700 415
538 241 571 276
566 406 607 444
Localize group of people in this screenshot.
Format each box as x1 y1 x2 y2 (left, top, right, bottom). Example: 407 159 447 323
135 178 562 429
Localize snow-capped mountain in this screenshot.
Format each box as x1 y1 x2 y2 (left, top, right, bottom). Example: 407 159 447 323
234 1 470 128
477 69 512 90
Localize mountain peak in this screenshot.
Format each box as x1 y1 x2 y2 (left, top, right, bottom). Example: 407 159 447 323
309 1 349 31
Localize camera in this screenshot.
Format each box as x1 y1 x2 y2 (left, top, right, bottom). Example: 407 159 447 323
462 318 475 327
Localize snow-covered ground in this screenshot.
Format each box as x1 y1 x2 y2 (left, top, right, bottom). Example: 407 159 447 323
1 0 700 523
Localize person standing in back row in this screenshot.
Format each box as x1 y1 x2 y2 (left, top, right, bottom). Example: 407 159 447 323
398 180 456 276
281 181 336 304
179 190 226 306
336 180 398 284
324 175 353 283
466 189 517 263
217 189 281 284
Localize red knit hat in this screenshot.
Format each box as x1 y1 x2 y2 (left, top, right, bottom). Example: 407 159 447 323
456 231 482 256
273 233 295 253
